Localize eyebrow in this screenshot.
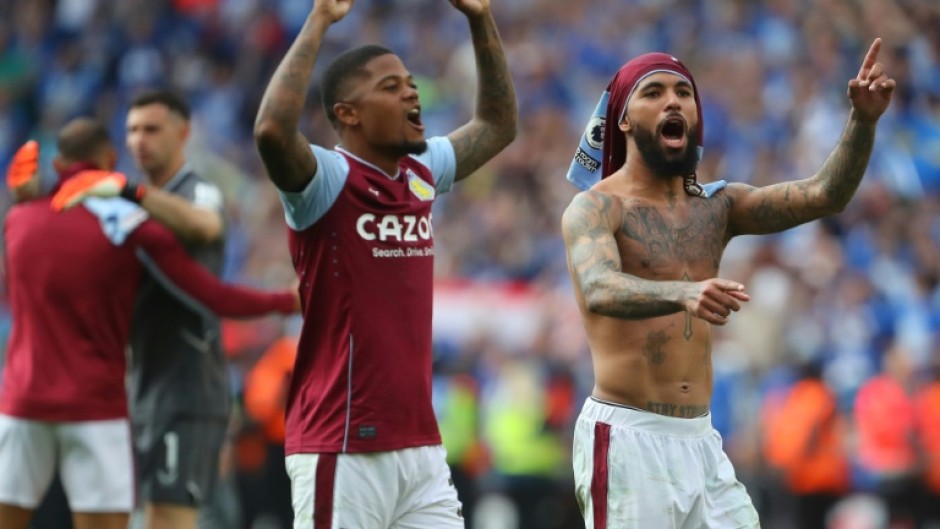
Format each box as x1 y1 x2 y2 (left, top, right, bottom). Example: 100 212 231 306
639 80 693 92
374 74 414 86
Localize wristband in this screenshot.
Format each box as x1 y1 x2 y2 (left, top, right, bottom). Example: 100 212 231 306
120 183 147 203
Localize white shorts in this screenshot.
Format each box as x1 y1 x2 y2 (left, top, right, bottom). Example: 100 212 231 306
285 445 463 529
0 414 135 512
573 398 759 529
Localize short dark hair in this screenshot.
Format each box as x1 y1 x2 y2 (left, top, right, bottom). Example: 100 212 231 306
321 44 395 126
57 117 112 162
129 89 191 120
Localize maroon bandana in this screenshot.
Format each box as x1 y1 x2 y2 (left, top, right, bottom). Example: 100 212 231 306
602 53 706 195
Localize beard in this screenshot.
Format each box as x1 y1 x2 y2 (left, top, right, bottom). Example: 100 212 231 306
632 121 700 178
388 140 428 157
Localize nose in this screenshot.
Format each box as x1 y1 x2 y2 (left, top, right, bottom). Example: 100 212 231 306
664 90 682 111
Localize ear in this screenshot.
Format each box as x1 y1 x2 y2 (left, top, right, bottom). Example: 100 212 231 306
333 103 360 127
52 155 66 174
104 146 118 171
619 117 632 134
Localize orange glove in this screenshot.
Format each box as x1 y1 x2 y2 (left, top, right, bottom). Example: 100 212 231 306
51 170 146 212
6 140 41 201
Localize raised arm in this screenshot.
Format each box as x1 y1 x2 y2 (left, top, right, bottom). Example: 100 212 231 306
446 0 518 182
254 0 353 192
133 220 298 318
562 191 747 325
727 38 896 236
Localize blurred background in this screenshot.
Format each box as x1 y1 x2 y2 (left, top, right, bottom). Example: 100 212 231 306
1 0 939 528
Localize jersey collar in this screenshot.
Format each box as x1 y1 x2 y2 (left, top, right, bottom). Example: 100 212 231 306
162 162 196 192
335 146 401 180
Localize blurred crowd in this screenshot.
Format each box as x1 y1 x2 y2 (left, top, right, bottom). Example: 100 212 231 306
1 0 940 528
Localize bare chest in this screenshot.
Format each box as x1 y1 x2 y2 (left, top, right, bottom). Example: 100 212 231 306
615 199 730 279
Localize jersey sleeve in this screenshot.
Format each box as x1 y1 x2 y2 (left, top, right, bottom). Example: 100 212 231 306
190 180 225 214
82 197 149 246
277 145 349 231
411 136 457 195
129 221 295 317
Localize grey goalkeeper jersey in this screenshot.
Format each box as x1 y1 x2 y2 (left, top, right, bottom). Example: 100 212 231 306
127 165 229 420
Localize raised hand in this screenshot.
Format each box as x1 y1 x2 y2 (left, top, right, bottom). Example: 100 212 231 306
448 0 490 16
6 140 41 202
848 38 896 124
312 0 353 24
683 278 750 326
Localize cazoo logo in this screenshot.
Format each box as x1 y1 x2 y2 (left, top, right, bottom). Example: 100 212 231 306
356 213 433 242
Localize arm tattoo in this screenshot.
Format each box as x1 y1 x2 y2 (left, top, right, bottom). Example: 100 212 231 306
254 15 327 191
563 192 689 320
739 180 823 234
732 115 877 236
450 12 518 181
817 116 876 209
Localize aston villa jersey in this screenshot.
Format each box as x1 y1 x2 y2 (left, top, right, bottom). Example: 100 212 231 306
278 138 455 454
0 197 294 422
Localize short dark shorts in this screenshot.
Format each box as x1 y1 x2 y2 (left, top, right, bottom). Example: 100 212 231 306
134 416 228 506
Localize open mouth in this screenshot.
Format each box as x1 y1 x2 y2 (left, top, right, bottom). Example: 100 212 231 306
407 107 424 130
660 117 686 148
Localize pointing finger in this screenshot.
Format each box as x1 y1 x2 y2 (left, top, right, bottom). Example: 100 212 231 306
727 290 751 302
713 279 745 292
857 38 882 81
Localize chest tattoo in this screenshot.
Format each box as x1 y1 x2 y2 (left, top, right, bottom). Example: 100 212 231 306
617 197 730 273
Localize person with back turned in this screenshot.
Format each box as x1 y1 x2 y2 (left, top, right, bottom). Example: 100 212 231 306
0 118 298 529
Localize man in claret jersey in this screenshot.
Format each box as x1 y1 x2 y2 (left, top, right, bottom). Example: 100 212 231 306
0 118 298 529
253 0 517 526
53 90 248 529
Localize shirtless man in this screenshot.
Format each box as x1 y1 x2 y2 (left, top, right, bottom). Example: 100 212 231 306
562 41 894 528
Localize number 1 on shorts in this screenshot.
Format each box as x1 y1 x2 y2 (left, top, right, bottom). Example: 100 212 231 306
156 431 179 485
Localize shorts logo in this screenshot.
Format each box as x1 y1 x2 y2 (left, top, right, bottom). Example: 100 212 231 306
156 432 179 486
407 170 435 201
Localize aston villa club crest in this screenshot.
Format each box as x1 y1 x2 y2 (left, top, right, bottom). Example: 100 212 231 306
406 169 435 201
